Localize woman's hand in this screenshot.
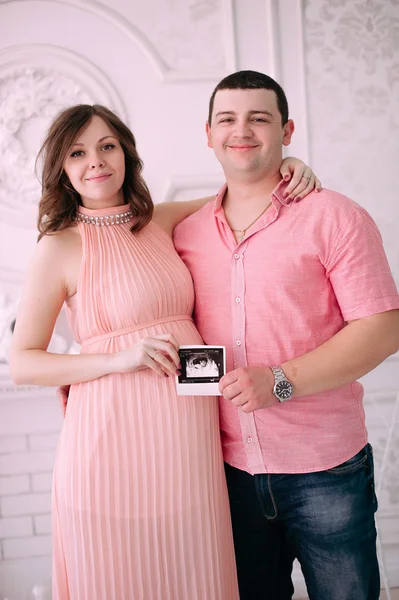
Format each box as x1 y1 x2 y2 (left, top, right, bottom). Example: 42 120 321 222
56 333 180 418
112 333 181 377
280 157 322 202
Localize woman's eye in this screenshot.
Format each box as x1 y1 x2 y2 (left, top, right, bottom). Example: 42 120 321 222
70 150 84 158
102 143 115 151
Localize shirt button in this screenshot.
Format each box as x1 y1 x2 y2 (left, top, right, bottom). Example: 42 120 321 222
236 340 241 346
234 253 240 260
247 437 253 443
235 297 241 303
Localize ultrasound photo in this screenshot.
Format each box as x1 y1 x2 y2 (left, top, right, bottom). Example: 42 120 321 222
176 346 226 395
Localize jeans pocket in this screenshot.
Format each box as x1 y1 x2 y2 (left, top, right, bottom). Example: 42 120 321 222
326 445 368 474
367 444 379 511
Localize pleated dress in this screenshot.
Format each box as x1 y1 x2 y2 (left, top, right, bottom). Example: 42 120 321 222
52 204 239 600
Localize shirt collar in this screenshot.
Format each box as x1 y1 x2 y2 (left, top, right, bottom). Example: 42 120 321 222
214 178 293 213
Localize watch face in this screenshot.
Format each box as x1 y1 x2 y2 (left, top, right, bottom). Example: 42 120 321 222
275 380 293 400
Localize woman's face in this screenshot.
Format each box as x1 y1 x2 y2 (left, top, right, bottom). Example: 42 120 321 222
63 115 126 209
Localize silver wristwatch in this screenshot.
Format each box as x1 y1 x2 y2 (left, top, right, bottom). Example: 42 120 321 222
270 365 294 402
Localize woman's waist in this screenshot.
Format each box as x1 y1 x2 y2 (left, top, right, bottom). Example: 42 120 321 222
80 314 199 349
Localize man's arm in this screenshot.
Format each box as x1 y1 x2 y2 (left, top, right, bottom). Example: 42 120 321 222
220 202 399 412
219 309 399 413
284 310 399 396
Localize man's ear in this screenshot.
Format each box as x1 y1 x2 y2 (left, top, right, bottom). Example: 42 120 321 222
206 121 213 148
282 119 295 147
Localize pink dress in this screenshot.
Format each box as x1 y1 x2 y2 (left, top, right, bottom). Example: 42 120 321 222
52 204 239 600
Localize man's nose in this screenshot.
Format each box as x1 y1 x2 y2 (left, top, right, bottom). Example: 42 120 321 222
232 120 252 138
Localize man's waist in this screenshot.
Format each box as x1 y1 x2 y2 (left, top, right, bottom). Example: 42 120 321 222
219 384 366 474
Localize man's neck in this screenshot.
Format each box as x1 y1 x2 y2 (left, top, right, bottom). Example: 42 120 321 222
221 173 281 240
223 173 281 213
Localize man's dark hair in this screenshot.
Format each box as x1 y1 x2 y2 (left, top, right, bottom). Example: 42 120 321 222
208 70 289 126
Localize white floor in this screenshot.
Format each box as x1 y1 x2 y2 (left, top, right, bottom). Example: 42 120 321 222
299 591 399 600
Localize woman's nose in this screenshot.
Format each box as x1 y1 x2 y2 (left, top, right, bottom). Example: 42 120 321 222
89 154 105 169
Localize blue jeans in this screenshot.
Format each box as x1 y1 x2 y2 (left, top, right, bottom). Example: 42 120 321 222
225 444 380 600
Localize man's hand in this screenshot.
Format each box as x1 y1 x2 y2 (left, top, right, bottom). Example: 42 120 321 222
57 385 70 417
219 367 278 413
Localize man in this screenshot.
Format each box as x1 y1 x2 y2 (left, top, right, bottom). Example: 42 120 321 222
173 70 399 600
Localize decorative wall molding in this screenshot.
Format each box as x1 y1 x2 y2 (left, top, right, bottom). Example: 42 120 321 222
302 0 399 283
0 291 78 373
275 0 310 163
221 0 238 74
0 43 126 228
364 390 399 506
162 175 223 204
0 0 237 81
263 0 281 80
0 44 126 116
0 0 167 78
0 265 24 287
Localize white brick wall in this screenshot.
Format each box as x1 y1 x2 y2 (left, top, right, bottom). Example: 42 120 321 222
2 535 52 559
0 516 33 539
29 432 60 451
0 556 52 600
32 472 54 493
0 435 28 454
0 474 30 495
34 514 52 535
1 493 51 517
0 392 60 598
0 395 62 436
0 450 56 476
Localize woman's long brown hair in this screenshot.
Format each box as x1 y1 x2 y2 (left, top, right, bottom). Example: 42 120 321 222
36 104 153 240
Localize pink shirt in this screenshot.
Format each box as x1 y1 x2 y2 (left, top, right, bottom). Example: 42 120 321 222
173 181 399 474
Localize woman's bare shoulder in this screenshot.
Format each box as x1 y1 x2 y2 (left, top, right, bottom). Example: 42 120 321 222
37 224 80 252
34 226 82 297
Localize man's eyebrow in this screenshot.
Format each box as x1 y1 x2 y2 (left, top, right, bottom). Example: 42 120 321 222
214 110 274 118
214 111 236 118
248 110 274 118
72 135 117 147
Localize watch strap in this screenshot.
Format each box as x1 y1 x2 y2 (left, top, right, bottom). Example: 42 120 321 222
270 365 286 382
270 365 294 402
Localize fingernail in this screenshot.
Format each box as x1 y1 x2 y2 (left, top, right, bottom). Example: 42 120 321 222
176 370 181 376
284 174 290 180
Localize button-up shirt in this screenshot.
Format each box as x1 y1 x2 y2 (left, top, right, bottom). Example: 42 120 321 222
173 181 399 474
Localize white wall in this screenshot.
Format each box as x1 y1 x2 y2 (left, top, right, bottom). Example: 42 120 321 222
303 0 399 591
0 1 398 598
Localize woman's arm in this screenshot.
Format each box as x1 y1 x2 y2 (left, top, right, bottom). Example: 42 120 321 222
152 196 214 236
153 158 322 236
280 156 322 201
9 235 180 386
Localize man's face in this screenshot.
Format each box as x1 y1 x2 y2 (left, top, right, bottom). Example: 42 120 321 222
206 88 294 178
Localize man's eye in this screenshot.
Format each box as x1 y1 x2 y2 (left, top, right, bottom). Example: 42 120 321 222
219 118 233 123
252 118 268 123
